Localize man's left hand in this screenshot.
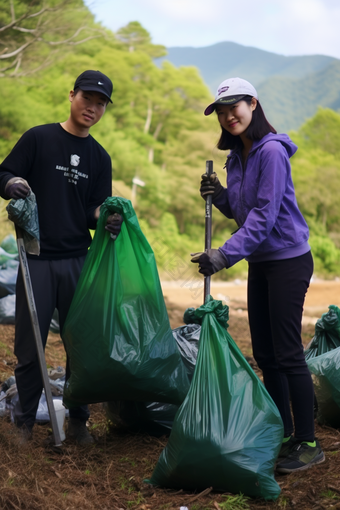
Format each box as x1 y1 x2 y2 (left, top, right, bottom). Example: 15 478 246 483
191 248 228 276
105 213 123 238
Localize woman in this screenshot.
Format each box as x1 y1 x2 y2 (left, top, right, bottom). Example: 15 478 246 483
192 77 324 473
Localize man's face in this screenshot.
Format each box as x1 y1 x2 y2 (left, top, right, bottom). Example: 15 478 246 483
69 89 108 131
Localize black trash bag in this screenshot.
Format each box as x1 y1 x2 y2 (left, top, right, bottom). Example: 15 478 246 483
105 324 201 436
49 309 60 334
105 400 178 436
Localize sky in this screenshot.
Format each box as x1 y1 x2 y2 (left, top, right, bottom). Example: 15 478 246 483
84 0 340 60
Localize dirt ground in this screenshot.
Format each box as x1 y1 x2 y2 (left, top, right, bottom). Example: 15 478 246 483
0 280 340 510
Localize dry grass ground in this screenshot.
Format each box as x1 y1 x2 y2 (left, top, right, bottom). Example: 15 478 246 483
0 282 339 510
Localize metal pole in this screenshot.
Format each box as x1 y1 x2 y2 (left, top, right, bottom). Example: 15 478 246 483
15 226 62 446
204 160 213 303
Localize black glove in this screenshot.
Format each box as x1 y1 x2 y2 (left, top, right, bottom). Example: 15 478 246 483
105 213 123 239
191 248 228 276
5 179 30 199
200 172 224 200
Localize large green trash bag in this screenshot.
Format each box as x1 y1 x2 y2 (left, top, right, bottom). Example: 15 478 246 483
146 297 283 500
304 305 340 361
304 305 340 427
307 347 340 428
63 197 190 408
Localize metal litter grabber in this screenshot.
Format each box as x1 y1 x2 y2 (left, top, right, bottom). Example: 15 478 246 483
15 226 62 446
204 160 213 303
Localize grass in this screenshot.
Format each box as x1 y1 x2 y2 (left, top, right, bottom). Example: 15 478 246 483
278 495 290 508
218 493 250 510
320 489 340 500
0 341 13 357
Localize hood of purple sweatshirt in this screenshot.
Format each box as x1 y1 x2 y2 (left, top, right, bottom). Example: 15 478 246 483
213 133 309 267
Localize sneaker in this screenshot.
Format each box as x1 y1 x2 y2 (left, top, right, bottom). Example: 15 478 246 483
276 439 325 473
67 418 94 445
277 436 298 461
15 425 33 445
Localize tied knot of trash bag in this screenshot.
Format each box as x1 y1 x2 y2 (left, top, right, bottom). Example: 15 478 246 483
315 305 340 333
99 196 135 225
304 304 340 361
183 295 229 330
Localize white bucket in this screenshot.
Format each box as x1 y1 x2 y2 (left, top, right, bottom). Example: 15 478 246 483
53 400 66 441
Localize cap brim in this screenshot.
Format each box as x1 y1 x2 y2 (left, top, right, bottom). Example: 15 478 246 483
204 95 246 116
204 103 216 116
78 85 112 103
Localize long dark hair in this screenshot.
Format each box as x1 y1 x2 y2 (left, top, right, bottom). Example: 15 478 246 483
217 96 277 151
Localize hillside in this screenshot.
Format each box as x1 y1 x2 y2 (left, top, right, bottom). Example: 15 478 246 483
1 10 340 279
156 42 340 132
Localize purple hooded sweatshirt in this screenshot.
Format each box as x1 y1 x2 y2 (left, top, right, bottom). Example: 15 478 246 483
213 133 310 268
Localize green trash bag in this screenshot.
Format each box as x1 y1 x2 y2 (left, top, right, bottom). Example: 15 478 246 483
146 297 283 501
6 191 40 255
305 305 340 361
305 305 340 427
63 196 190 409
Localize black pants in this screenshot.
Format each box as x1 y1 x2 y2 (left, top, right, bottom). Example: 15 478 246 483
248 251 314 441
14 256 89 430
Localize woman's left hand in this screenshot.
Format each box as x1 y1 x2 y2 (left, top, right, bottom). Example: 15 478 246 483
191 249 228 276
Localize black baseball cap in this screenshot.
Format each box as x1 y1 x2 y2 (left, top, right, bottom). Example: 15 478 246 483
74 70 113 103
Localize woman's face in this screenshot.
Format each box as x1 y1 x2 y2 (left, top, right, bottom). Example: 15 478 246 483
215 98 257 138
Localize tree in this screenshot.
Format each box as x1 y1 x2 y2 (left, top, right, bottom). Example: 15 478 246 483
0 0 105 77
116 21 166 58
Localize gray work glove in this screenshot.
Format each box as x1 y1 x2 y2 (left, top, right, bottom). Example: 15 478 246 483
5 178 31 199
200 172 224 200
191 249 228 276
105 213 123 239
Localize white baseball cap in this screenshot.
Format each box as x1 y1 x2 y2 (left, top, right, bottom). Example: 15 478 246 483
204 77 258 116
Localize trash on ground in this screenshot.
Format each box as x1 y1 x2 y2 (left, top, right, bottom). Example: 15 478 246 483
105 324 200 435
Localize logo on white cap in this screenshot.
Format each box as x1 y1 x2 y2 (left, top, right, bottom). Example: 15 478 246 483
217 86 229 95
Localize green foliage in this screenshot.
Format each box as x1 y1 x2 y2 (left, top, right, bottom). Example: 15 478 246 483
289 108 340 277
116 21 166 57
0 0 103 77
1 2 340 279
309 236 340 276
320 489 339 499
218 493 250 509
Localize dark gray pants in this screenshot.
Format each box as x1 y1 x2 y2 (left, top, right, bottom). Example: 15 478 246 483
14 256 89 430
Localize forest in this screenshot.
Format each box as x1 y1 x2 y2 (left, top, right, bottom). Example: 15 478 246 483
1 0 340 279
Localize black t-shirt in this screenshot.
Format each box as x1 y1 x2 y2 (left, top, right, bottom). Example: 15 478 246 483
0 123 112 259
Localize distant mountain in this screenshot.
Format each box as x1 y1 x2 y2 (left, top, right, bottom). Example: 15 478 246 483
155 42 340 132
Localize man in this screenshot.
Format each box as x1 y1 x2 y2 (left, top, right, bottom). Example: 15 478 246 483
0 70 122 444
